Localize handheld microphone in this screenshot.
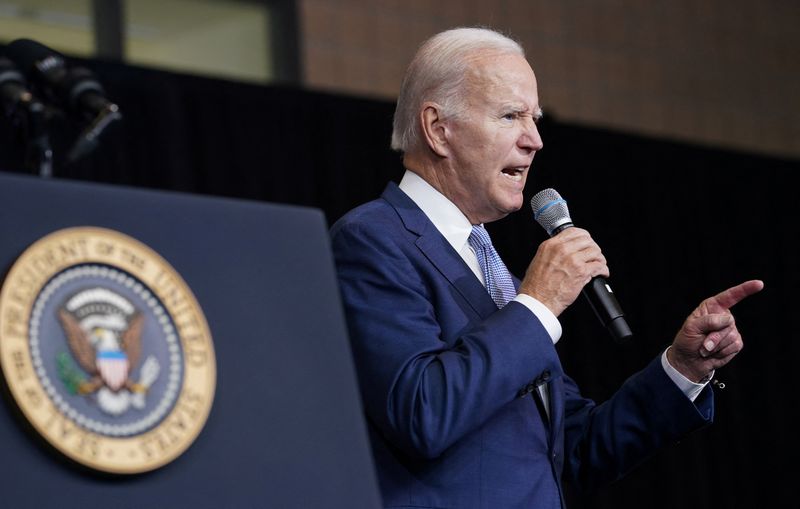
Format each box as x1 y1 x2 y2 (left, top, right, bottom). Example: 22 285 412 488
531 188 633 343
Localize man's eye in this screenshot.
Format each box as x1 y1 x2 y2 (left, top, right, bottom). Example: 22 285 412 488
502 113 517 121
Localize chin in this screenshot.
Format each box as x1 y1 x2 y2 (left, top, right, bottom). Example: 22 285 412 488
488 206 521 223
506 196 524 213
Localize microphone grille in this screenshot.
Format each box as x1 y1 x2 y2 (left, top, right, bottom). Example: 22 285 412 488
530 188 572 236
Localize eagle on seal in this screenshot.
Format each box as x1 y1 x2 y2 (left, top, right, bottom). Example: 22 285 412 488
58 309 146 395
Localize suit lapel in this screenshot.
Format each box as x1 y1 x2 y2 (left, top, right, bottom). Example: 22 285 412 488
382 183 498 319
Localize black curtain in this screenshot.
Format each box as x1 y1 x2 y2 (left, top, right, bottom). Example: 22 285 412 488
1 50 797 509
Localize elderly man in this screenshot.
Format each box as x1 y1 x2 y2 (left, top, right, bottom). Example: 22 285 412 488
330 27 762 509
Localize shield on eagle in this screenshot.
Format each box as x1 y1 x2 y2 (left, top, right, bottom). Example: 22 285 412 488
96 350 129 391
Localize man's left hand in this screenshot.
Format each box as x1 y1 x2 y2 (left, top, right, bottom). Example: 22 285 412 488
668 279 764 382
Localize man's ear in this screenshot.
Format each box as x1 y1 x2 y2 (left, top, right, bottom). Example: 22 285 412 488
420 102 449 157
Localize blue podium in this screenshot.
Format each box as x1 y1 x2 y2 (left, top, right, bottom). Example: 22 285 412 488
0 172 381 508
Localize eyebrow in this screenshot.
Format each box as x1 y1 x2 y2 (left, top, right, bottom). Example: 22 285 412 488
504 103 542 116
499 102 544 121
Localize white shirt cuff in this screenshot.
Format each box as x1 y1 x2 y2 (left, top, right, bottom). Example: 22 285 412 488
661 348 711 402
513 294 562 344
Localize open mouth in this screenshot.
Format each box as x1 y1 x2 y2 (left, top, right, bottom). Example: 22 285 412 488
501 167 526 182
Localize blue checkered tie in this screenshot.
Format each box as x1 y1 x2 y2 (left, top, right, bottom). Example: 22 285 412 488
468 225 517 308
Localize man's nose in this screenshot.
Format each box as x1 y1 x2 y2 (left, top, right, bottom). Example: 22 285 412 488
518 120 543 152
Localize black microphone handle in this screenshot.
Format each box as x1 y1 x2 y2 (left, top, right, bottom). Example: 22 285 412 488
550 221 633 343
582 277 633 343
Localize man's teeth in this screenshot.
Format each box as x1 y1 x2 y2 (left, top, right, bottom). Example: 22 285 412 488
502 168 524 181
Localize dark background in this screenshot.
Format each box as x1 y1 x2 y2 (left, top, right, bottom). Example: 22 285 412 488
1 49 797 508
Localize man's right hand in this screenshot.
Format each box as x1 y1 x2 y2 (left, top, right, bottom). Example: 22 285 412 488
517 227 609 316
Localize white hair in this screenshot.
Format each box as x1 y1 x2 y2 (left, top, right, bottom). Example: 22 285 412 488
390 27 525 153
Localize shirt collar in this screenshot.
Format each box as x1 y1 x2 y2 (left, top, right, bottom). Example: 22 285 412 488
398 170 473 253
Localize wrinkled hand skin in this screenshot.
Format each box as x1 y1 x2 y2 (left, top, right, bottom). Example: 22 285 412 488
668 280 764 382
518 227 609 317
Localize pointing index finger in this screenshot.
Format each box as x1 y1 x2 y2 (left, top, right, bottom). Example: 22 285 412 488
711 280 764 310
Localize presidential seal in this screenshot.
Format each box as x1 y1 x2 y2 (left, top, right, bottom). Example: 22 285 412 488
0 227 216 474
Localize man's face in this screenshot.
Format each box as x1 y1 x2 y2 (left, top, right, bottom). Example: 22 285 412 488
439 52 543 224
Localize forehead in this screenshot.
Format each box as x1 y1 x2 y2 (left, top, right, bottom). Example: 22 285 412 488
464 52 538 108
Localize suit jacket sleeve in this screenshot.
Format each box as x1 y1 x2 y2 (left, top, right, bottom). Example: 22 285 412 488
560 355 714 494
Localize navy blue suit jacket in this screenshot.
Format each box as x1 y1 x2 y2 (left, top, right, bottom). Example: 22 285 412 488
331 182 713 509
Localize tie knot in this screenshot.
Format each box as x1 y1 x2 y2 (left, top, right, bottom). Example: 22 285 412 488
468 224 492 249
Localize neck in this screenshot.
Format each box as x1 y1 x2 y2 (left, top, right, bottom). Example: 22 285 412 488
404 152 478 223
